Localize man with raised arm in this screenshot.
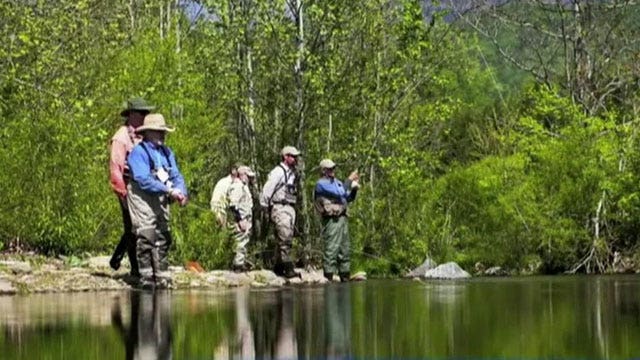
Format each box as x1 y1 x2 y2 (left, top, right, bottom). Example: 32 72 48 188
314 159 359 282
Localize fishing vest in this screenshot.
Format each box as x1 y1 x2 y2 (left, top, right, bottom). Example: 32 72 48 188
271 164 297 205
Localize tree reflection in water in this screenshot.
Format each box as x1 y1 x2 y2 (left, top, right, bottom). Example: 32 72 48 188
5 278 640 358
111 291 172 360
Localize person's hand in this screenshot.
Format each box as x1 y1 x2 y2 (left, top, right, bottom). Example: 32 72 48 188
169 189 188 206
237 219 249 232
348 170 360 182
169 188 182 201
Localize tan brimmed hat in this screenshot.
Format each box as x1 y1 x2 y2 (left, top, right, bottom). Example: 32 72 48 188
319 159 336 169
237 166 256 177
135 113 175 133
281 145 301 156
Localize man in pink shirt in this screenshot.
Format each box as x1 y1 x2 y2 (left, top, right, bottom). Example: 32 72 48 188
109 98 155 275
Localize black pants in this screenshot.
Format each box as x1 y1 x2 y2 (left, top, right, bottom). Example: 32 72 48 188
111 197 139 274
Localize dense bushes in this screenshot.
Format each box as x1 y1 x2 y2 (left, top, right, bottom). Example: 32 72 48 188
2 1 639 275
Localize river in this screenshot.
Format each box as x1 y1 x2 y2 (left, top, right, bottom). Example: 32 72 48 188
1 275 639 359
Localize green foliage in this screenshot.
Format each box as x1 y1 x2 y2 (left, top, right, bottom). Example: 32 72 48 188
1 0 639 275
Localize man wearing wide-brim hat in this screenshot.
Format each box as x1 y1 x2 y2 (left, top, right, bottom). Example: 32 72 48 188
259 145 302 278
313 158 360 282
126 113 188 289
108 97 156 275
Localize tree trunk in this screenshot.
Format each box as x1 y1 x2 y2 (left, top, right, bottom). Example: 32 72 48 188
293 0 311 266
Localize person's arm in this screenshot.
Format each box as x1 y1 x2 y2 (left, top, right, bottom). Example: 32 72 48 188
227 183 244 221
344 171 360 202
109 139 128 198
167 149 187 196
343 179 359 203
315 179 346 203
210 178 225 210
260 168 281 208
128 146 170 194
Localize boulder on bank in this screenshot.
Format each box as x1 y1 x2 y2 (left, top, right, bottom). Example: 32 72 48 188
0 277 16 294
0 260 32 275
484 266 508 276
406 258 437 278
422 262 470 279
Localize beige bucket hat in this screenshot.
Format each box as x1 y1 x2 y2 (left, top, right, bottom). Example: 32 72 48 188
135 113 175 133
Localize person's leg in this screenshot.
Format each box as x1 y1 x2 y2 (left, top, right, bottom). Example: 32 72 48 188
155 230 172 287
127 183 158 288
136 227 157 288
121 198 140 276
322 217 340 281
110 197 133 271
272 205 297 278
233 221 252 271
336 217 351 282
155 198 172 287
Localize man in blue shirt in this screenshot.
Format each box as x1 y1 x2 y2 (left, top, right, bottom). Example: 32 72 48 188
313 159 359 282
127 113 188 289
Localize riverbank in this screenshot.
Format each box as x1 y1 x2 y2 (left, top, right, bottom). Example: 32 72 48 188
0 253 364 295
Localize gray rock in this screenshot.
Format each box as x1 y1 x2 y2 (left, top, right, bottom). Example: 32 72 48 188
268 277 286 286
484 266 507 276
351 271 367 281
286 276 303 285
406 257 437 278
87 256 111 270
40 264 59 272
169 266 184 273
297 268 328 283
248 270 279 284
423 262 470 279
613 252 635 274
0 277 16 294
0 260 32 275
223 271 252 286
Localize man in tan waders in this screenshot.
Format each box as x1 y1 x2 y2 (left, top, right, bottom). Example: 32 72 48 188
260 146 301 278
210 163 243 227
227 166 256 272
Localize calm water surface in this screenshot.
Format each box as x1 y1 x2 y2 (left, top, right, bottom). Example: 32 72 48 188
1 275 640 359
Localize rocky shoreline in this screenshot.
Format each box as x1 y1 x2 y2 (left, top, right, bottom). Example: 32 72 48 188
0 254 371 295
5 253 633 295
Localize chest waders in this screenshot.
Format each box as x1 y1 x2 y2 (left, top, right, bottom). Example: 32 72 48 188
269 165 300 279
135 143 175 289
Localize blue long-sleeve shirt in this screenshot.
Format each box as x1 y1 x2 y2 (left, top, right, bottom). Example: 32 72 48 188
314 177 357 205
127 141 187 195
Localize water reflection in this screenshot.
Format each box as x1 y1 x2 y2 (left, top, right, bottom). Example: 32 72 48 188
214 287 256 359
111 291 172 360
274 290 297 359
3 276 640 359
325 284 351 359
251 289 298 359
